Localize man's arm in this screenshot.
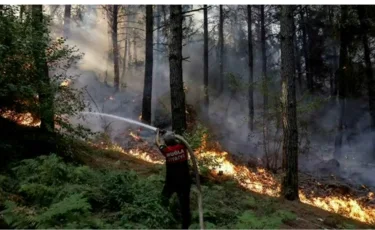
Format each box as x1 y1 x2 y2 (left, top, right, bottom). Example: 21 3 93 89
155 129 167 151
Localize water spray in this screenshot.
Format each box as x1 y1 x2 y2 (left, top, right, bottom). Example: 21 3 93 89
79 112 204 229
80 112 158 131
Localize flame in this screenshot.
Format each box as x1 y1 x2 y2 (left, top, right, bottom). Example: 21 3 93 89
300 193 375 223
196 148 375 223
92 141 164 165
87 132 375 224
1 110 41 126
60 79 70 87
197 150 280 197
129 131 141 141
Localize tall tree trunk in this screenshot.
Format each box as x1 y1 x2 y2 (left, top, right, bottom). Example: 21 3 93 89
142 5 154 125
218 5 224 94
203 5 209 117
64 5 71 38
280 5 299 201
156 5 161 69
133 29 137 63
260 5 269 167
20 5 25 21
247 5 254 131
32 5 55 133
112 5 120 91
305 7 315 87
169 5 186 135
357 5 375 158
328 6 338 97
294 23 302 91
334 5 349 160
121 9 128 83
300 8 313 93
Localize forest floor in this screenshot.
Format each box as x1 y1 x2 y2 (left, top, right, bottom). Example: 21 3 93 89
75 143 373 229
0 117 374 229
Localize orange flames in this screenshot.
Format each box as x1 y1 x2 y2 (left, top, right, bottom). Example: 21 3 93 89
60 79 71 87
4 109 373 225
198 148 375 223
129 131 141 141
124 133 374 224
1 110 41 126
299 193 375 224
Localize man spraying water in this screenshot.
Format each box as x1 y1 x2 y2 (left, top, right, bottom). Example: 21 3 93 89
155 129 192 229
79 112 203 229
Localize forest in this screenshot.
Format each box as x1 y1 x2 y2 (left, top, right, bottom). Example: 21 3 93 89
0 4 375 229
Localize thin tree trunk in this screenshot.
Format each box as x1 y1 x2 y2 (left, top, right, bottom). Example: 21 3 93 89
20 5 25 21
133 29 137 63
294 24 302 91
218 5 224 94
156 5 161 67
357 5 375 159
142 5 154 125
300 8 313 93
121 11 128 83
203 5 209 117
260 5 269 167
357 6 375 129
305 7 315 87
334 5 349 160
169 5 186 135
328 6 335 96
112 5 120 91
64 5 71 38
32 5 55 133
247 5 254 131
280 5 299 201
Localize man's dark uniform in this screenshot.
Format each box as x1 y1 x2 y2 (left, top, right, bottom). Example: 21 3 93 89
156 130 191 229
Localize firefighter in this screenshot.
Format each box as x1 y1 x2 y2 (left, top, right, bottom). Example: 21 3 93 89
155 129 191 229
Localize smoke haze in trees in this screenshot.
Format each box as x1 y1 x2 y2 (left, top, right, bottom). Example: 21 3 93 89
46 5 375 188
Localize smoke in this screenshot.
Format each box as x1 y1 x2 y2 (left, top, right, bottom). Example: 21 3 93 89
47 5 375 188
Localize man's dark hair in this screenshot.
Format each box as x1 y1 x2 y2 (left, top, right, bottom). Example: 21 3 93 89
163 134 179 146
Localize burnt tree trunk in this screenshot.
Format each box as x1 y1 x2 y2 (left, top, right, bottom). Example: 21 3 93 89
300 8 313 93
112 5 120 91
32 5 55 133
64 5 71 38
357 6 375 158
218 5 224 94
334 6 349 160
280 5 299 201
169 5 186 135
247 5 254 131
260 5 269 167
141 5 154 125
203 5 209 116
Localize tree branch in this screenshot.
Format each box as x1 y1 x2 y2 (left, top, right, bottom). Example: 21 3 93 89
182 6 212 15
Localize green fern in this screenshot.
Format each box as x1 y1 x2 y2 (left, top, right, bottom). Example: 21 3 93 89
34 193 91 228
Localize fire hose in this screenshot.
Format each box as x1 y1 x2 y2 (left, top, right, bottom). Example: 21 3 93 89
158 131 204 230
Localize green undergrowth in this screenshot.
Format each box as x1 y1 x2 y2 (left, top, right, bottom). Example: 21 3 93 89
0 150 298 229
